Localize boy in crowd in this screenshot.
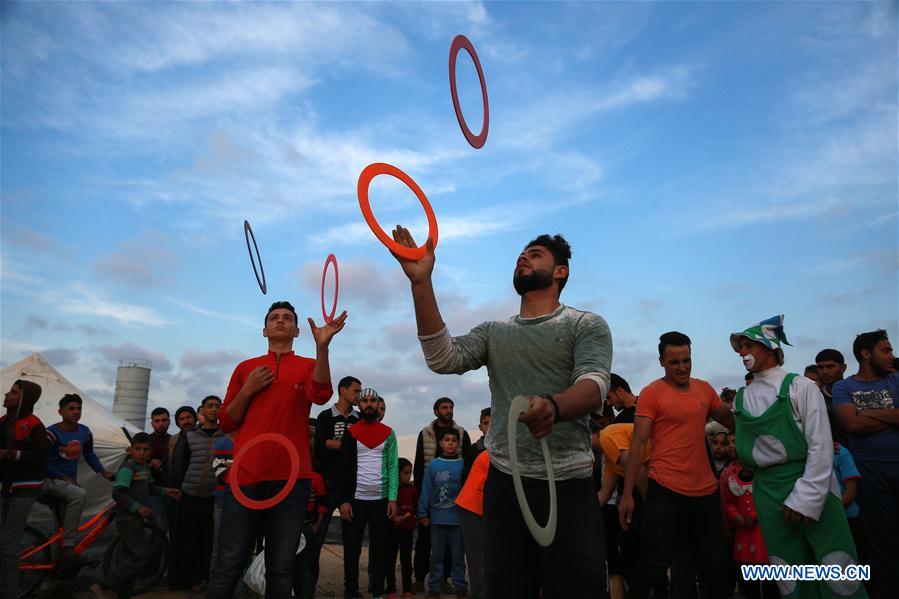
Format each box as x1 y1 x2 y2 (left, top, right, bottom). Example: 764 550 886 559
386 457 419 599
1 379 46 599
833 330 898 598
731 315 865 598
456 450 489 599
91 432 180 598
44 393 114 564
418 428 467 599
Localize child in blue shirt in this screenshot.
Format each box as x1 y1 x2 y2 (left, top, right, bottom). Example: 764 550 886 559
832 436 869 570
418 428 466 598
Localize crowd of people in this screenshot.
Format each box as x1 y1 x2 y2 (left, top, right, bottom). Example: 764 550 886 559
2 230 897 599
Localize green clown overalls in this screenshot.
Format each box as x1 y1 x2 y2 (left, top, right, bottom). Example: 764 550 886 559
735 374 867 598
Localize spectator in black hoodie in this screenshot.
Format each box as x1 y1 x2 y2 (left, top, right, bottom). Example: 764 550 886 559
1 379 47 599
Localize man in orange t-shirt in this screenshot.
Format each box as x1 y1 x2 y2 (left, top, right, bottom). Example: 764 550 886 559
618 331 734 599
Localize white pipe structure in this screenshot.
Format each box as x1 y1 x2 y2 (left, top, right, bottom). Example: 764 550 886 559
507 395 557 547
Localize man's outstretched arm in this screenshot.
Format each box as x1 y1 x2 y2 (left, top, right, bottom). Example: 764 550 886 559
391 227 445 336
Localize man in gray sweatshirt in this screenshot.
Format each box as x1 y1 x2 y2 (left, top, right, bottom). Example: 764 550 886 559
388 229 612 598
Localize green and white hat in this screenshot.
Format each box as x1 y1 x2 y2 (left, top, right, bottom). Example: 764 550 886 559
729 315 792 353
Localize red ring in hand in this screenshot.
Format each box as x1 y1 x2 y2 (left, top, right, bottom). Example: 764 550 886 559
357 163 438 261
321 253 339 324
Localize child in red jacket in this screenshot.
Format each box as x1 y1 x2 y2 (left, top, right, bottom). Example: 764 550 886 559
386 457 418 599
721 462 778 599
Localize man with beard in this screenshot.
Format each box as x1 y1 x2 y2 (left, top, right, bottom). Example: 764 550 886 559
338 388 398 599
732 316 865 599
390 230 612 597
834 330 898 599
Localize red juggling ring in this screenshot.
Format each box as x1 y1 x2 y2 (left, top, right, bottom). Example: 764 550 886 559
357 163 439 261
449 34 489 149
321 253 339 324
229 433 299 510
244 220 267 295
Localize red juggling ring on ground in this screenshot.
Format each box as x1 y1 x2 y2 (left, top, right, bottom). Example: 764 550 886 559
244 220 267 295
229 433 299 510
449 34 489 149
321 253 339 324
357 162 439 261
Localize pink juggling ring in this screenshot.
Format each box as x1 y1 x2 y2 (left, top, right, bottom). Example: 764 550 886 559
321 253 339 324
449 34 489 149
244 220 267 295
357 162 439 261
229 433 299 510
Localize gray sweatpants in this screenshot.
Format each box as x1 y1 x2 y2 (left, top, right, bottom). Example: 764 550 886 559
1 492 39 599
42 478 86 547
459 507 486 599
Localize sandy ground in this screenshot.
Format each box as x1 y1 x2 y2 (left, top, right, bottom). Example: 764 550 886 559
63 542 440 598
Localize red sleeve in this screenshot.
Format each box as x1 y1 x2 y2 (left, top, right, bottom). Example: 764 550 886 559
219 363 246 433
636 384 658 420
305 363 333 406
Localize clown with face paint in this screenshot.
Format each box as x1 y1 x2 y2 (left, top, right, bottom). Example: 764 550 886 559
731 315 867 599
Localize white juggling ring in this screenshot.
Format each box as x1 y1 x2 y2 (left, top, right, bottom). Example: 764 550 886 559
507 395 557 547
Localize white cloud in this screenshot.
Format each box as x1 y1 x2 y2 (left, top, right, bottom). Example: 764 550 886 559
60 284 169 327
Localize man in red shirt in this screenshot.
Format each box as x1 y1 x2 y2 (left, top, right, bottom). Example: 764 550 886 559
618 331 734 599
207 301 347 599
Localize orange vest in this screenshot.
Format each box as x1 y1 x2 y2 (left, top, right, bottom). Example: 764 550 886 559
455 450 490 515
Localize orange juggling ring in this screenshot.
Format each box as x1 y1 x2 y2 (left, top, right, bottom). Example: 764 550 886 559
321 253 339 324
229 433 299 510
357 163 439 261
449 34 489 149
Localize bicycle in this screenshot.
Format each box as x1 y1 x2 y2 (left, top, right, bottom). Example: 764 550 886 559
16 497 166 599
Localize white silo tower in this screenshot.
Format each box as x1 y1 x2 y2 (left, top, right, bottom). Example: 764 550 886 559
113 358 151 430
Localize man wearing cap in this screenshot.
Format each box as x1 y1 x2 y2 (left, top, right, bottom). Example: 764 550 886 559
338 388 398 599
207 300 346 599
731 315 866 599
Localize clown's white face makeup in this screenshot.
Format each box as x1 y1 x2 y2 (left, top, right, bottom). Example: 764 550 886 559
742 353 756 371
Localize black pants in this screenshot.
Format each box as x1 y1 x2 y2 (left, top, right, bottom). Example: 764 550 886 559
604 495 666 596
483 465 607 599
632 479 729 599
103 517 149 596
385 526 414 594
342 498 388 597
413 522 430 583
179 493 215 586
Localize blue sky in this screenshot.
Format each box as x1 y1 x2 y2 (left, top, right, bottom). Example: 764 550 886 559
2 1 896 436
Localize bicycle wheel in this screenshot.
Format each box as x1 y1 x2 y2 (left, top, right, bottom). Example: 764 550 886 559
16 525 53 599
102 520 167 595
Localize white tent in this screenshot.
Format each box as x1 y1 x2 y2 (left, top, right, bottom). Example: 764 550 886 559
1 352 140 516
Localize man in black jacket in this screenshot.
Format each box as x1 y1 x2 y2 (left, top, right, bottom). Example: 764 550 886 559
309 375 361 592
